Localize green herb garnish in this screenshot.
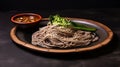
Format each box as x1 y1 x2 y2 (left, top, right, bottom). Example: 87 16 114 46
49 14 96 31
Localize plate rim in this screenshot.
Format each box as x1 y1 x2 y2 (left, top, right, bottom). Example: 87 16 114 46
10 18 113 53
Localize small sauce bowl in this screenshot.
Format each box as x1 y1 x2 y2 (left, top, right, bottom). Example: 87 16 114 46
11 13 42 29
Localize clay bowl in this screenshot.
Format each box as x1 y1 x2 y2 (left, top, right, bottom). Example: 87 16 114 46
11 13 42 29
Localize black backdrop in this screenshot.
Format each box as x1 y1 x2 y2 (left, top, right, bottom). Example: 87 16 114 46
1 0 120 67
0 0 119 11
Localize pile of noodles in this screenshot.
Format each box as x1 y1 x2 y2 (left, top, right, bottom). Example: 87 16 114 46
31 23 99 48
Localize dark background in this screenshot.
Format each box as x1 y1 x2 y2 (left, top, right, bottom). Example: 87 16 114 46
0 0 120 11
0 0 120 67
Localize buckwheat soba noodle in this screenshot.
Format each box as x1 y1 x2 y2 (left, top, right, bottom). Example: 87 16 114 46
32 15 99 48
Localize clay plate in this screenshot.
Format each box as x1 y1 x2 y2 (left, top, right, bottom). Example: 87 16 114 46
10 18 113 53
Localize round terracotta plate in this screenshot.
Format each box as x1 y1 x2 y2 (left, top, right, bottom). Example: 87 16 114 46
10 18 113 53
